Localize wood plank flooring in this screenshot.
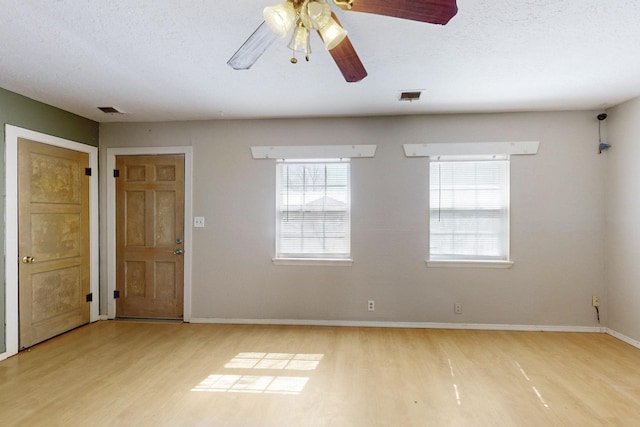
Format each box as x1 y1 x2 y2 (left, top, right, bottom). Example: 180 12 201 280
2 321 640 426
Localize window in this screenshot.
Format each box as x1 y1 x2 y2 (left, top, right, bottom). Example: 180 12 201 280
276 159 350 261
429 156 510 263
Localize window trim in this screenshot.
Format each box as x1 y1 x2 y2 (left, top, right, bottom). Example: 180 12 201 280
426 260 514 269
274 158 351 263
403 141 539 157
428 155 512 265
252 144 376 160
407 141 539 269
273 258 354 266
251 144 377 267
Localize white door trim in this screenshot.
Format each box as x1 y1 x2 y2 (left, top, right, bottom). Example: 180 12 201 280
3 125 99 361
106 147 193 321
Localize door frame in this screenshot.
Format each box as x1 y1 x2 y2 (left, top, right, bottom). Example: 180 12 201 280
3 125 99 360
106 147 193 321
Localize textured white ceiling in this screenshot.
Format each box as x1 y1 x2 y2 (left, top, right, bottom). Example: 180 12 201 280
1 0 639 123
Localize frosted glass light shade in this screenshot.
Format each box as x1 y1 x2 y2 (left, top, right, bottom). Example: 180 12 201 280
288 24 311 55
304 1 331 29
263 2 296 38
319 17 347 50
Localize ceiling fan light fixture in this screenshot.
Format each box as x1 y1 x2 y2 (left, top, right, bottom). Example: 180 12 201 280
319 16 347 50
288 21 312 58
231 0 457 82
303 0 332 29
263 2 296 38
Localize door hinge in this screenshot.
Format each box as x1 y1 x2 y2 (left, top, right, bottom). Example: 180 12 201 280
85 167 92 176
86 293 93 302
113 169 120 178
114 290 120 299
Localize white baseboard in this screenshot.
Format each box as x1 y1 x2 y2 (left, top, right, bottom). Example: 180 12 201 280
0 319 608 363
607 328 640 350
190 318 605 333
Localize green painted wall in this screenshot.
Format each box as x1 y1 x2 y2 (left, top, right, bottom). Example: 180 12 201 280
0 87 98 354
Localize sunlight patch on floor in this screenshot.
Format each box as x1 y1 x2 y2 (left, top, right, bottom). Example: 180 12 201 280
192 352 324 395
192 374 309 395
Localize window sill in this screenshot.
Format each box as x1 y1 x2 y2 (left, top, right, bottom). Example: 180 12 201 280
273 258 354 267
426 260 514 269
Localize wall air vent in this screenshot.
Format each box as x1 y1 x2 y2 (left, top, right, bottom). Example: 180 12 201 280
98 106 123 114
399 91 422 102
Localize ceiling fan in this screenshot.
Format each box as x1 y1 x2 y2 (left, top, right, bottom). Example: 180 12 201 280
227 0 458 82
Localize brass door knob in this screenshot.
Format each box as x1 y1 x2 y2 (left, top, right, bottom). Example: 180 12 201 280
22 256 35 264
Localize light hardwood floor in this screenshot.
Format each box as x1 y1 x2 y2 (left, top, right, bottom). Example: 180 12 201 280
1 321 640 426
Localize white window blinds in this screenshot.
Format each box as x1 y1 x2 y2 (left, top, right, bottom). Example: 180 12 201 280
429 158 510 261
276 160 350 259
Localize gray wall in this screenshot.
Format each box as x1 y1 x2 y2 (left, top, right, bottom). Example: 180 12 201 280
605 96 640 342
0 87 98 354
100 111 607 327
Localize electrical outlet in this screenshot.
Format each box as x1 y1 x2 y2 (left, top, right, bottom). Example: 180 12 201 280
368 300 375 311
194 216 205 228
454 303 462 314
592 296 600 307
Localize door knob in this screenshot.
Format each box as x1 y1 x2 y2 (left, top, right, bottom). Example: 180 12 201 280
22 256 35 264
173 249 183 255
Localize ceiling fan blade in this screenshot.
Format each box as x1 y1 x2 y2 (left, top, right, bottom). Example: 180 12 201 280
337 0 458 25
319 14 368 82
326 36 368 82
227 21 278 70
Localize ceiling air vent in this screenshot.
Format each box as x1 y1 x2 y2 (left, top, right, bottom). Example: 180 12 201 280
399 91 422 102
98 106 123 114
